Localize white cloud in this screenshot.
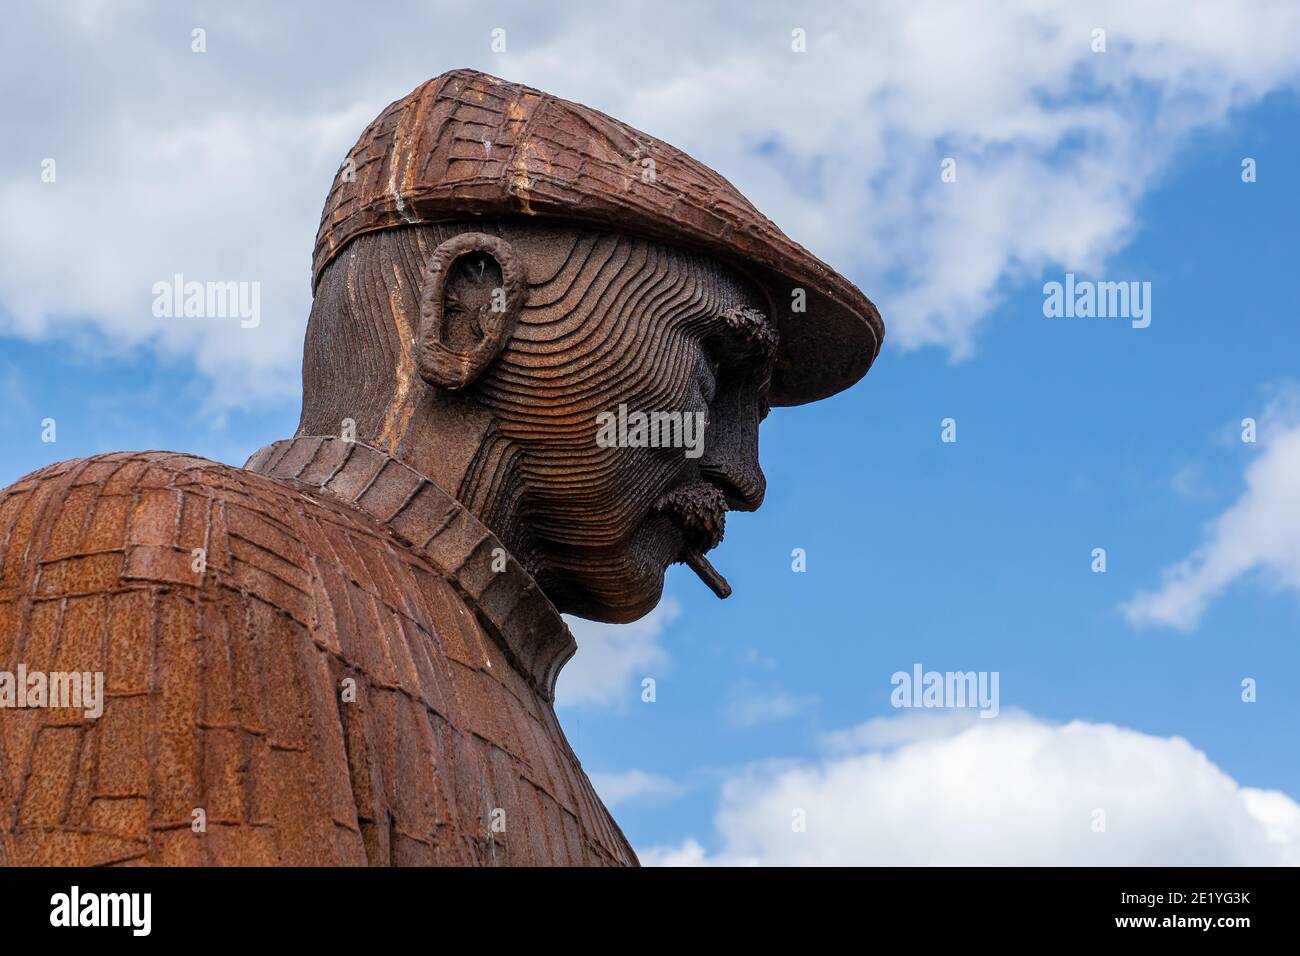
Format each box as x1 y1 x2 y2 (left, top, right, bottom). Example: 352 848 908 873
638 838 710 868
643 711 1300 865
556 597 678 710
818 709 987 752
4 2 1300 406
589 770 686 808
1123 392 1300 630
1 108 366 413
723 682 818 728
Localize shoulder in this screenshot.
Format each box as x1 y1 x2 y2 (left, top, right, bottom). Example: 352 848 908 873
0 452 218 596
0 450 389 615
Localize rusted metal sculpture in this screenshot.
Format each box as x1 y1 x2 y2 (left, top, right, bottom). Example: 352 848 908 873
0 69 882 866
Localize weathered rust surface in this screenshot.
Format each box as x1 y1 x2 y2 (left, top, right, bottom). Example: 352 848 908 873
0 68 882 866
313 68 883 407
0 447 633 865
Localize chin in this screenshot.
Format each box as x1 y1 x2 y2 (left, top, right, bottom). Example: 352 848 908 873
541 514 681 624
561 580 665 624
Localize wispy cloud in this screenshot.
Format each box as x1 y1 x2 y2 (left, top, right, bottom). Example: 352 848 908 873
723 682 817 728
589 770 686 808
1124 388 1300 630
556 597 678 710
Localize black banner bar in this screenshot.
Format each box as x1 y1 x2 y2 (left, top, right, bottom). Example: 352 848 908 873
0 866 1283 941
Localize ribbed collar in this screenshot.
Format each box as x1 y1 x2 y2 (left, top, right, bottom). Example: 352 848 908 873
245 435 576 701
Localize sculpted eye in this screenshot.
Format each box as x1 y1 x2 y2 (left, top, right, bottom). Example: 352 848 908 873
701 304 776 419
706 305 777 372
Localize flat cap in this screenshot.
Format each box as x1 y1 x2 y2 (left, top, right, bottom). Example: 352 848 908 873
314 69 883 406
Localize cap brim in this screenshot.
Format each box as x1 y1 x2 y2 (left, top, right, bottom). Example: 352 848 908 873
742 260 884 408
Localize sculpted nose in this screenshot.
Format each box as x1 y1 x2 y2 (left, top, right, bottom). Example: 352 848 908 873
700 379 766 511
707 460 766 512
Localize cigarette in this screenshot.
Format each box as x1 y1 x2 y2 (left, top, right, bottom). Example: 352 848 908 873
684 549 731 599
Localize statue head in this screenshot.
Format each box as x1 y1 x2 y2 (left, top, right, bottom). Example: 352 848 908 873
297 70 883 624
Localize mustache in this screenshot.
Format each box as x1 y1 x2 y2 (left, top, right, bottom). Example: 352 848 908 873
653 480 732 600
653 480 728 552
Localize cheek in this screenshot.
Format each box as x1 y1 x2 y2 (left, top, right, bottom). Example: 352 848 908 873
587 343 711 523
505 331 711 539
641 338 713 415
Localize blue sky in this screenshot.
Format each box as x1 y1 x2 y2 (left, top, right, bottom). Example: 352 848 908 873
3 3 1299 865
563 92 1300 860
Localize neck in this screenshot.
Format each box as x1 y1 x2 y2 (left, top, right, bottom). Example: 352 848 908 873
246 434 573 699
298 391 540 580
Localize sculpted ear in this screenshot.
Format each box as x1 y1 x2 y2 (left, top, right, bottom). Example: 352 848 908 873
417 233 525 390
